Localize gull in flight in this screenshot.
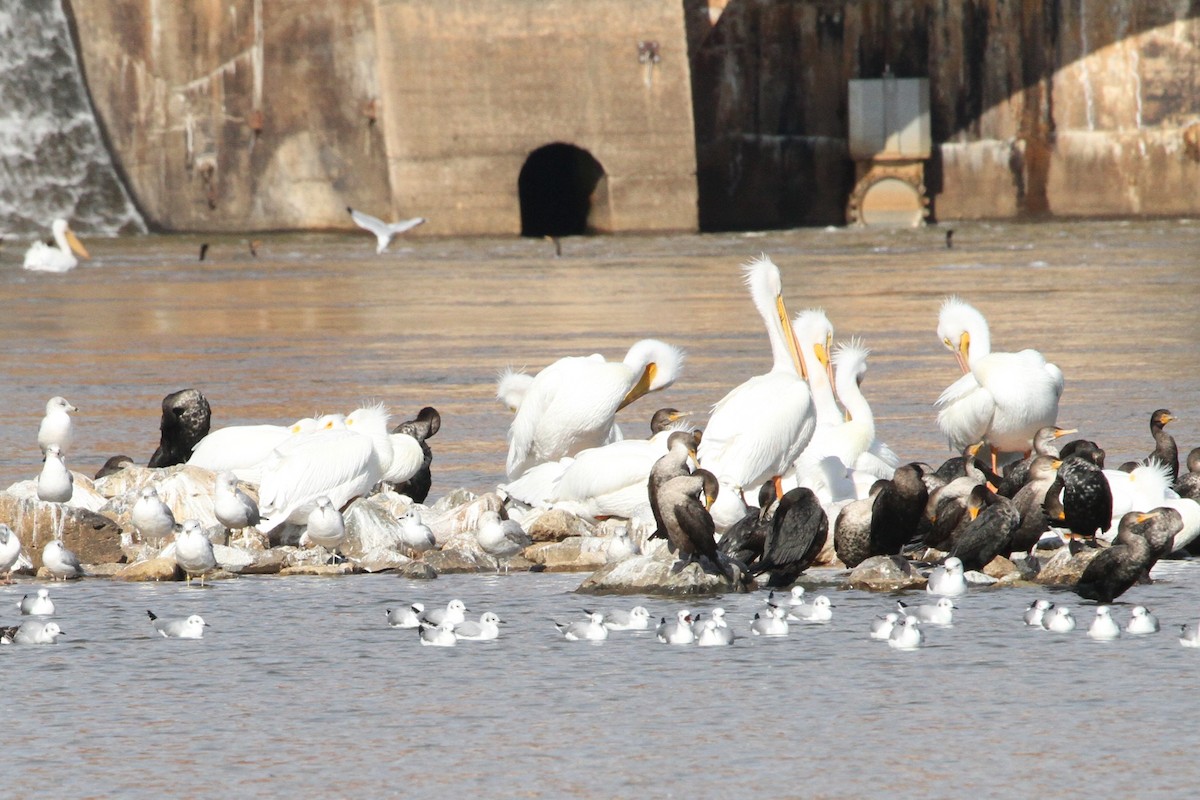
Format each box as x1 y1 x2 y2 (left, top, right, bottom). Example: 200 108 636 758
347 207 426 254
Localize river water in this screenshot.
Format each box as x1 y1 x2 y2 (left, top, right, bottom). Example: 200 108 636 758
1 220 1199 796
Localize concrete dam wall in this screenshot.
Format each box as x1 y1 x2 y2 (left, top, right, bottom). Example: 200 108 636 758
62 0 1200 233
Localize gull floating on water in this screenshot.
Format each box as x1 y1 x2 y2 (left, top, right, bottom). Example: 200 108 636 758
1023 599 1053 627
37 396 77 455
454 612 502 641
1 620 65 644
899 597 954 627
347 206 425 254
697 618 735 646
23 218 89 272
421 599 468 628
18 589 54 616
419 622 457 647
386 604 424 629
595 606 652 631
927 556 968 597
555 612 609 641
42 539 85 580
147 610 208 639
888 616 924 650
1087 606 1121 641
1179 621 1200 648
656 610 696 644
692 607 729 637
1126 606 1160 635
870 612 900 640
787 594 833 623
751 605 789 636
1041 606 1076 633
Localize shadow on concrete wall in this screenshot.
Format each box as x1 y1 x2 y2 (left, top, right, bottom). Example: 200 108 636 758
518 144 607 237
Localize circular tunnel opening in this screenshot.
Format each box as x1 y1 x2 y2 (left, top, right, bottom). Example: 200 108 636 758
518 143 607 237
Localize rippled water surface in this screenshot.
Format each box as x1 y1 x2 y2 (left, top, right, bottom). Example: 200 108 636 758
1 220 1199 797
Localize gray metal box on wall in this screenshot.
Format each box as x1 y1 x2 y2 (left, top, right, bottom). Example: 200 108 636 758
848 78 931 160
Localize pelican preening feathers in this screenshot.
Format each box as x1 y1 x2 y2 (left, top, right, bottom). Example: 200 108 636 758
934 296 1064 465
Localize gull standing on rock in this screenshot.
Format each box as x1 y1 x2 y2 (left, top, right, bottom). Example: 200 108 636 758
303 496 347 564
1 621 65 644
476 510 532 561
37 396 77 456
42 539 85 580
131 486 176 546
174 520 217 586
397 508 436 554
0 525 25 583
214 472 260 542
19 588 54 616
37 444 73 503
147 611 209 639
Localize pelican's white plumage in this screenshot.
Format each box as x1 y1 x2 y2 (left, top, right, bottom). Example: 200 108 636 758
382 429 424 486
347 206 425 254
697 256 815 529
934 297 1063 456
37 396 77 456
504 339 684 479
187 417 319 477
23 218 89 273
496 367 535 413
1102 460 1176 536
256 405 392 532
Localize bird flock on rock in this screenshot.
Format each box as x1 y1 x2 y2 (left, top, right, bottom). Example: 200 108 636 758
3 253 1200 654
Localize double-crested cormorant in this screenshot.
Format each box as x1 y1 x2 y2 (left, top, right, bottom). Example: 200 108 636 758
390 406 441 502
648 431 699 541
868 463 929 556
1074 509 1176 603
1044 443 1111 538
1009 456 1061 551
997 426 1075 497
948 491 1020 571
1175 448 1200 500
718 481 777 568
749 487 827 587
655 468 730 579
148 388 211 468
1147 409 1179 482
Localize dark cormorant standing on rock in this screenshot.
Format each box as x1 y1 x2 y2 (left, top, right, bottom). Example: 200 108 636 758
1075 509 1178 603
948 491 1020 571
868 463 929 556
750 487 827 587
996 425 1075 497
148 389 211 468
655 468 731 580
1009 455 1061 552
718 482 777 568
1044 442 1111 539
390 406 441 503
647 431 698 541
1176 448 1200 501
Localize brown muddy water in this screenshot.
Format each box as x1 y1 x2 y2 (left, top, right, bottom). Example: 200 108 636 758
1 220 1199 797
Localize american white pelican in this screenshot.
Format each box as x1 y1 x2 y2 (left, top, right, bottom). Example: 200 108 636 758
23 219 89 272
496 367 535 412
347 206 425 254
830 339 897 477
697 255 815 529
37 396 77 456
382 429 424 486
935 297 1064 462
256 405 392 532
504 339 684 479
187 416 320 477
